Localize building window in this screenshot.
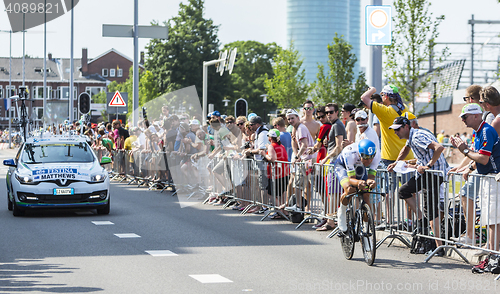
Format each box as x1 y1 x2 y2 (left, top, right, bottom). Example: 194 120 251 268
33 86 52 99
110 68 116 77
102 68 108 77
6 85 15 98
0 86 3 98
117 68 123 77
85 87 105 98
57 87 77 99
33 107 44 120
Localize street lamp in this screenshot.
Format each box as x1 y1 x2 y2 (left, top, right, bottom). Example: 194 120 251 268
260 94 268 102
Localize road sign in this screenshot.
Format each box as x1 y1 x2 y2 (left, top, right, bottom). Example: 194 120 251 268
109 91 127 107
365 5 392 46
106 92 128 115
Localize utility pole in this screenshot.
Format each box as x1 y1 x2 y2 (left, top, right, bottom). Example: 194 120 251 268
102 0 168 126
467 15 500 85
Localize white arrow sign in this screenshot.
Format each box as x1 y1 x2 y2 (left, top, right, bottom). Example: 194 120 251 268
371 30 386 42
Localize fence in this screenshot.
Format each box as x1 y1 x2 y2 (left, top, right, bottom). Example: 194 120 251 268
97 147 500 280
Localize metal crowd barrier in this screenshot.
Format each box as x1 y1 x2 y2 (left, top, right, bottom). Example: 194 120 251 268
99 146 500 279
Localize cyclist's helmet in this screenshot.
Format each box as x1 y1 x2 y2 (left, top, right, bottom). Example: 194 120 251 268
358 139 376 159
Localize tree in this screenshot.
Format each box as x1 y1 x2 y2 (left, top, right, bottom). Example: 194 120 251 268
145 0 228 111
384 0 447 109
264 41 310 109
222 41 280 119
312 33 367 106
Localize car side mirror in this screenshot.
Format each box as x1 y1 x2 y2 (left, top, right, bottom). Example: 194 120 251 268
3 159 16 167
100 156 112 165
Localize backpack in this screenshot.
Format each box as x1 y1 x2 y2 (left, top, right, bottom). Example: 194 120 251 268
288 194 308 223
410 234 437 254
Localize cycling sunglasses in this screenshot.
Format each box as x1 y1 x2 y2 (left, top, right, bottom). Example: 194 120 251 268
360 154 376 160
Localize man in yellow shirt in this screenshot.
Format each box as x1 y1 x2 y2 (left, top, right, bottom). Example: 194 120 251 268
361 85 415 164
124 127 139 175
361 85 416 225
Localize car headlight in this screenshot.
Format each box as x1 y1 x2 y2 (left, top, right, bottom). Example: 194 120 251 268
90 173 107 183
15 173 37 185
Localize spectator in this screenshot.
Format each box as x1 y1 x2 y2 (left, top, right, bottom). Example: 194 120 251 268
464 84 495 124
361 85 415 165
450 103 500 251
259 129 290 219
387 116 448 255
272 116 293 162
341 103 357 143
409 117 432 134
370 93 382 138
124 127 139 174
160 105 170 120
300 100 321 140
437 130 445 143
306 105 332 230
479 86 500 135
234 116 247 149
285 109 314 212
307 105 331 163
321 103 346 165
361 85 416 223
243 116 269 213
207 118 237 205
318 102 347 230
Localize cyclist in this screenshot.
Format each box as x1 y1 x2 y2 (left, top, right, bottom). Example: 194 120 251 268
335 139 380 231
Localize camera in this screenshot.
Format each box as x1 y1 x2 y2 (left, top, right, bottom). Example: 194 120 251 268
243 141 252 149
357 101 365 108
18 86 29 99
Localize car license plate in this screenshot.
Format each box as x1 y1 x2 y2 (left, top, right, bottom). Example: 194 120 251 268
54 188 74 195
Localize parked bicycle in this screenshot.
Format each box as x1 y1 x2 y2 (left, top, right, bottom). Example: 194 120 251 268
339 189 384 266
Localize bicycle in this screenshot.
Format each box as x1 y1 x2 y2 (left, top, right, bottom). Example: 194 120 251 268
339 189 384 266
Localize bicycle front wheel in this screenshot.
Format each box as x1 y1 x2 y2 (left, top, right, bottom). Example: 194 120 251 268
360 202 376 266
340 208 355 260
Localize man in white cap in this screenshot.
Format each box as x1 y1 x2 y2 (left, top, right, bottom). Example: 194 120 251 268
450 103 500 250
285 109 315 212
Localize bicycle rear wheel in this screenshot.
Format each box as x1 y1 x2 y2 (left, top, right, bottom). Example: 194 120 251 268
360 202 376 266
340 208 355 260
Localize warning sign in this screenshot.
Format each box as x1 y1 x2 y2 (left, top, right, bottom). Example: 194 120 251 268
108 91 127 107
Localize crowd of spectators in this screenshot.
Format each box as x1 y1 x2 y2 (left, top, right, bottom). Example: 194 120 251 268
4 83 499 252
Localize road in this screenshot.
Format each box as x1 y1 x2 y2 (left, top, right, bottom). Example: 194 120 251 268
0 148 498 293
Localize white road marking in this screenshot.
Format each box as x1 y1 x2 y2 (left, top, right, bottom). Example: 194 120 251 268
114 233 141 238
91 221 114 225
189 274 233 283
145 250 178 257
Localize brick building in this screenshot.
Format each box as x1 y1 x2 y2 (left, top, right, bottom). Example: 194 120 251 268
0 48 144 129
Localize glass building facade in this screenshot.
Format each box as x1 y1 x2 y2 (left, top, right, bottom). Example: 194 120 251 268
287 0 360 82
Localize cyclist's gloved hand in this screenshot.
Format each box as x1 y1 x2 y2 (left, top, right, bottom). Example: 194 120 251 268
367 179 376 190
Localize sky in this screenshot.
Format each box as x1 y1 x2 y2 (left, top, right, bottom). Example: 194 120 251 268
0 0 499 85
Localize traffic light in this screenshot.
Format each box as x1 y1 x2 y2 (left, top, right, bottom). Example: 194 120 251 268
142 107 147 120
78 92 91 114
235 98 247 118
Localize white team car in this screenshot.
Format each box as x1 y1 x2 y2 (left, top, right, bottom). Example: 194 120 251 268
3 135 112 216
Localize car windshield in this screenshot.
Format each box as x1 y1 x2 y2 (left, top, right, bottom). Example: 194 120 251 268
21 143 95 164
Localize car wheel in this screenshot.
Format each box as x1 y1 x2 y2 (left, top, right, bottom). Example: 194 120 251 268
13 201 25 217
97 198 110 215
